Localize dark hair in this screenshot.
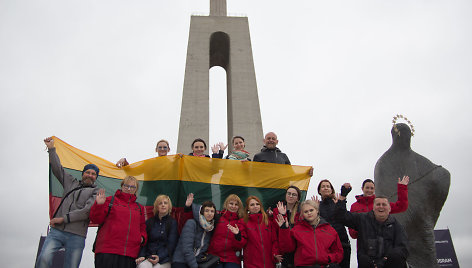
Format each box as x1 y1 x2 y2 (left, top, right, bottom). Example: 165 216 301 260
232 136 245 144
200 201 216 215
287 185 302 201
317 179 335 199
362 179 375 188
191 138 207 150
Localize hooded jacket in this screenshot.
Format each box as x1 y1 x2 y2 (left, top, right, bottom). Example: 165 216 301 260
240 213 279 268
349 183 408 239
278 218 344 266
89 189 147 258
207 210 245 263
172 204 215 268
335 200 408 262
253 146 291 165
139 214 178 263
48 147 99 237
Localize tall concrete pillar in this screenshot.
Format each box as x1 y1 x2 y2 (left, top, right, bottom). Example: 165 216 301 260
177 0 263 156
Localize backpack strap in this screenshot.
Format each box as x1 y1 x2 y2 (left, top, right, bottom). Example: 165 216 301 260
52 185 92 218
92 194 115 253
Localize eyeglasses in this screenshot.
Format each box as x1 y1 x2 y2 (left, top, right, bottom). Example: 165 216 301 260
122 184 137 190
157 146 168 150
286 192 298 197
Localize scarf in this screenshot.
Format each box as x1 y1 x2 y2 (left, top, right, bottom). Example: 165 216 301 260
228 150 250 160
199 214 215 232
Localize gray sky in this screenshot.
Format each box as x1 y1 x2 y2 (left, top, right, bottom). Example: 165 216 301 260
1 1 470 267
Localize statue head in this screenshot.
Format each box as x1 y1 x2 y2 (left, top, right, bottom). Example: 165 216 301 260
391 123 412 150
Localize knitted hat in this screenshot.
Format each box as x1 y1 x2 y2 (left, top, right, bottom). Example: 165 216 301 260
82 164 100 177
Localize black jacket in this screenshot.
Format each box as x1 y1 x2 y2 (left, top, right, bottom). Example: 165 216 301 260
335 200 408 263
319 198 349 245
139 214 179 263
253 146 291 164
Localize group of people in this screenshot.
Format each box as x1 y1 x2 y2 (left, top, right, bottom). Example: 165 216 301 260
37 133 410 268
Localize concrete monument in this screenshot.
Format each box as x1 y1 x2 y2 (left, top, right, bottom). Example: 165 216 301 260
374 123 450 268
177 0 263 156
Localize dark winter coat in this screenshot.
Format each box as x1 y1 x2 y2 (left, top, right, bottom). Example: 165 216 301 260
335 200 409 263
349 183 408 239
172 204 214 268
139 214 178 263
319 198 349 245
253 146 291 165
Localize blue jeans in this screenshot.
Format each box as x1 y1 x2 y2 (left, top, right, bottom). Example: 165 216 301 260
36 228 86 268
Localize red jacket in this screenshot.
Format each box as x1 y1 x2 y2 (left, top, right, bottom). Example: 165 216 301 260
279 219 343 266
241 213 279 268
349 183 408 239
90 190 147 258
208 210 245 263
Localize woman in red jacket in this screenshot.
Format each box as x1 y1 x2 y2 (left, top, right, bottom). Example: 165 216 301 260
207 194 245 268
229 196 280 268
90 176 147 268
348 175 409 239
276 200 343 268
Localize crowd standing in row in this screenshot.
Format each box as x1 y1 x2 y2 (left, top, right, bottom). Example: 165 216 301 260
38 133 409 268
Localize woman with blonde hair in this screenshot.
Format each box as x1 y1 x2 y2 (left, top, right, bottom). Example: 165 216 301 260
207 194 245 268
276 200 343 267
136 195 178 268
90 176 147 268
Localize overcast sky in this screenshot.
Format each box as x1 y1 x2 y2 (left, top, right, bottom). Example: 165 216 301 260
1 1 471 267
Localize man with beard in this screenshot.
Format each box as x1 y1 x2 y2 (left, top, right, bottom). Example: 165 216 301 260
36 137 100 268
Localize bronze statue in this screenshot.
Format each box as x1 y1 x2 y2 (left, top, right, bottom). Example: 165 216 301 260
374 123 450 268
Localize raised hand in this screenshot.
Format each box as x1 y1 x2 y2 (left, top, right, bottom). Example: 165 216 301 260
340 183 352 197
218 142 228 152
309 167 314 177
275 214 287 228
211 144 219 154
227 224 239 234
185 193 194 207
116 158 129 168
266 207 273 216
276 201 286 215
398 175 410 185
96 188 106 205
310 195 321 205
44 137 55 149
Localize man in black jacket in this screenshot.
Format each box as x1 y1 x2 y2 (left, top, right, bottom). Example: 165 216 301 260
253 132 291 164
335 188 408 268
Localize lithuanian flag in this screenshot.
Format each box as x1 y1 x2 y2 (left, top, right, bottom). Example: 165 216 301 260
49 136 312 222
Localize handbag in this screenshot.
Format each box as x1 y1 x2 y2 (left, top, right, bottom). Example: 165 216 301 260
197 253 220 268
